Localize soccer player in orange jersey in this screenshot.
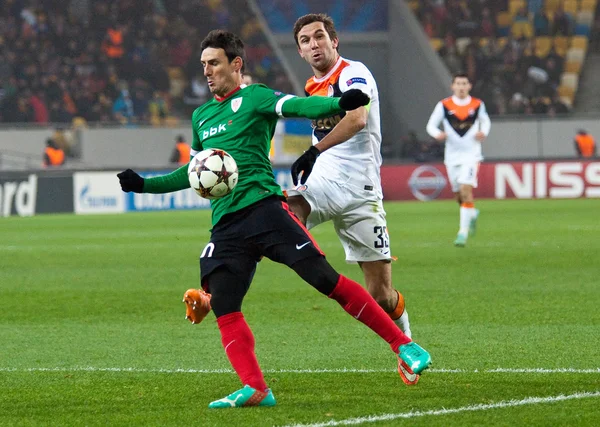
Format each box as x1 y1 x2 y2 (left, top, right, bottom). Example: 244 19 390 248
426 73 491 247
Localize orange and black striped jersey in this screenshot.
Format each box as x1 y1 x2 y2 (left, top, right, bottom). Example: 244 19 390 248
426 95 491 165
303 56 383 197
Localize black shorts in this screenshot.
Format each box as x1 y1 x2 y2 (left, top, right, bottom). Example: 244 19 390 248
199 196 324 287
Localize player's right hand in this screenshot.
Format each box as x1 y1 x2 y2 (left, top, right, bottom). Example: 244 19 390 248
339 89 370 111
435 132 447 142
117 169 144 193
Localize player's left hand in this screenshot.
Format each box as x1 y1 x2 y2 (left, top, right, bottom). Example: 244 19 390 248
339 89 370 111
117 169 144 193
475 131 486 142
291 146 320 185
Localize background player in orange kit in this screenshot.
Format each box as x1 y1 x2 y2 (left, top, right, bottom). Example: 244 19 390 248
426 73 491 247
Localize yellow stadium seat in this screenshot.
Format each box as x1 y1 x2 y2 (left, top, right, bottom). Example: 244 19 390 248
511 21 533 38
535 36 552 57
553 36 569 55
560 95 573 107
563 0 578 16
496 12 513 28
544 0 561 13
429 38 443 52
571 36 589 51
565 61 583 74
557 85 575 99
561 72 579 90
168 67 184 80
581 0 598 13
509 0 527 16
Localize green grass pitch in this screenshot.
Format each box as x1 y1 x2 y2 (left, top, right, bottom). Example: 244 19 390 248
1 199 599 426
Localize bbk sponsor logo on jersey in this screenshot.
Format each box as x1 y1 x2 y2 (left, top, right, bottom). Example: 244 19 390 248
408 165 447 201
0 174 37 217
202 123 227 140
231 97 243 112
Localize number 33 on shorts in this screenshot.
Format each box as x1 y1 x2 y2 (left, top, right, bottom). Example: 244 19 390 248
374 225 389 249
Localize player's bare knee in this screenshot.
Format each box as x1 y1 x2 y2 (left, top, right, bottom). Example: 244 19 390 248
287 195 311 225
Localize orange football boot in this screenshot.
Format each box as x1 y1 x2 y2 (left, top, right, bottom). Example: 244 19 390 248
183 288 212 324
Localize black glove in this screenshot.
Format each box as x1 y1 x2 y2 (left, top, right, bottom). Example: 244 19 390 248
117 169 144 193
291 146 320 186
339 88 370 111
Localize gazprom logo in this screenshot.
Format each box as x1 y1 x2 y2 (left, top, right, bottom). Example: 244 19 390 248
80 183 118 207
202 124 227 140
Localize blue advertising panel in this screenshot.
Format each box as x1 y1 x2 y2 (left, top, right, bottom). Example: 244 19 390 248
124 169 295 213
125 171 211 212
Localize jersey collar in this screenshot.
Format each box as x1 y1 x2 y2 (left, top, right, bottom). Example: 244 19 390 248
312 55 343 83
214 85 245 102
451 95 472 106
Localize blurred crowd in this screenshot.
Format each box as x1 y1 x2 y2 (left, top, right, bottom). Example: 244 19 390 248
412 0 593 116
0 0 293 125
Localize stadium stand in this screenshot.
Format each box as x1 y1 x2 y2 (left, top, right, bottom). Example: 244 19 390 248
0 0 293 124
256 0 388 32
410 0 599 115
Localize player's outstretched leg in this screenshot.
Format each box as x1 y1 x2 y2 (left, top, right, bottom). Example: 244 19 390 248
290 257 432 385
329 275 432 385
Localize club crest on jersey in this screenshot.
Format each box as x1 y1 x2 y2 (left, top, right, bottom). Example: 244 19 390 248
231 97 243 113
468 109 475 116
327 85 334 97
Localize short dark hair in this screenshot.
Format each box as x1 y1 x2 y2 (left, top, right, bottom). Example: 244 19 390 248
452 72 470 83
201 30 246 72
293 13 338 47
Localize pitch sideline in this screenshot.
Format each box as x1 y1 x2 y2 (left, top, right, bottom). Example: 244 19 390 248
279 390 600 427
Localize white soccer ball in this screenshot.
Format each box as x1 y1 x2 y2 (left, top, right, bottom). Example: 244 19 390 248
188 148 238 199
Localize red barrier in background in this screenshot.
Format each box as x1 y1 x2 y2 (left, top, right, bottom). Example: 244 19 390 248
381 161 600 201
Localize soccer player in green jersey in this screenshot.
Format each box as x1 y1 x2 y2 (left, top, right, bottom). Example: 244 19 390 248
117 30 431 409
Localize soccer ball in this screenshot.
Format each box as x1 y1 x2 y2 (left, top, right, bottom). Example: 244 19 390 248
188 148 238 199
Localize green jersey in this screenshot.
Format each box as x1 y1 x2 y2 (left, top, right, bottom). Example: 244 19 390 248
144 83 344 226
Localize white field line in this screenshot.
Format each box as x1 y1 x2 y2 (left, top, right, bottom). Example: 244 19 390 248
0 367 599 374
279 391 600 427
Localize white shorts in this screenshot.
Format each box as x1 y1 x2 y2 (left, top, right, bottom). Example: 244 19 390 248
286 173 391 263
445 162 480 192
